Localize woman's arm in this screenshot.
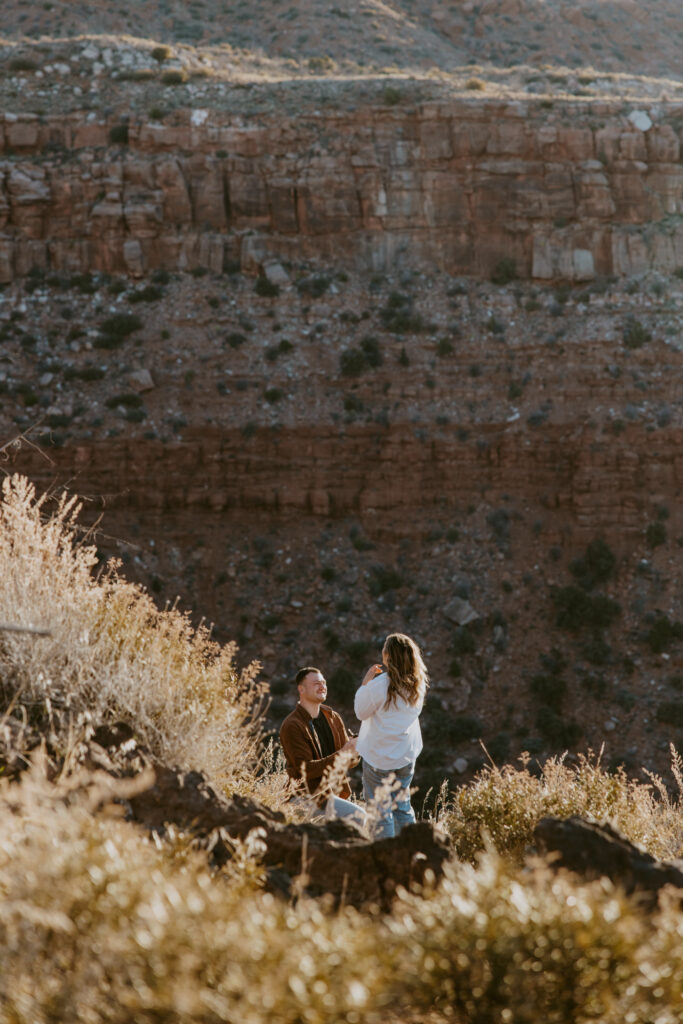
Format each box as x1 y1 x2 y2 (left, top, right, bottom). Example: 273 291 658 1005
354 672 386 720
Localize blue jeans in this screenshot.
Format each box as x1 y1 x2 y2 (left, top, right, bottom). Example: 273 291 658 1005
325 794 367 830
362 760 416 839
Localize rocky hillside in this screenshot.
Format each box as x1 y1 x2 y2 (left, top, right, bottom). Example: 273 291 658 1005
1 1 682 798
2 0 682 77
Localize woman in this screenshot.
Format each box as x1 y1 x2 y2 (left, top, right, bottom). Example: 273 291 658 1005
354 632 428 839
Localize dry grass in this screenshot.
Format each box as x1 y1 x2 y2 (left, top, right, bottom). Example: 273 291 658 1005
441 750 683 863
2 761 683 1024
0 473 269 795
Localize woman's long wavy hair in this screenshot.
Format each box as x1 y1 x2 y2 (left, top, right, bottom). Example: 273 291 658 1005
383 633 429 709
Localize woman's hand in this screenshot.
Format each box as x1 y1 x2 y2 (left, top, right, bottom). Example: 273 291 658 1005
361 663 384 686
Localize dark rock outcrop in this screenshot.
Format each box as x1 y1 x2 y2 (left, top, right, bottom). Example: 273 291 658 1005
534 815 683 906
88 725 450 908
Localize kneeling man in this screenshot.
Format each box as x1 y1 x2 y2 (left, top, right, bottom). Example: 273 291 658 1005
279 666 365 825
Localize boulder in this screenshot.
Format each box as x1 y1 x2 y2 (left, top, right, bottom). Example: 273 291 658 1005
534 815 683 907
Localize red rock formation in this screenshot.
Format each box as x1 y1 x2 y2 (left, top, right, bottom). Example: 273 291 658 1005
1 100 681 283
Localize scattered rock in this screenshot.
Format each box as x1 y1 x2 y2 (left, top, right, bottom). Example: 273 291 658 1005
628 110 653 132
128 368 155 392
263 262 290 286
443 596 480 626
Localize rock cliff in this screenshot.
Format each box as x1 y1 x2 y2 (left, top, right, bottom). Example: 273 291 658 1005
1 99 682 284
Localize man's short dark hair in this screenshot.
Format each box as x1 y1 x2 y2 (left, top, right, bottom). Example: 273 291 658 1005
295 666 321 686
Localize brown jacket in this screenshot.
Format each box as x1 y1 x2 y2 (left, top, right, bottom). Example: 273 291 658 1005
279 703 352 803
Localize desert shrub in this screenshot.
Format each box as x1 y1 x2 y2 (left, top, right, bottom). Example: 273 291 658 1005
530 671 566 711
367 563 403 597
0 476 263 787
150 45 173 62
656 700 683 728
160 68 188 85
64 365 105 382
552 585 620 630
382 85 402 105
423 709 483 747
646 520 667 547
255 275 280 298
264 387 284 404
645 613 683 654
360 334 382 367
570 537 616 591
623 317 651 349
8 56 38 72
127 284 163 304
452 625 476 656
95 313 143 349
339 347 368 377
327 665 356 701
226 331 247 348
535 706 582 749
108 123 129 145
442 751 683 863
295 274 330 298
379 291 427 334
105 393 143 410
490 257 516 285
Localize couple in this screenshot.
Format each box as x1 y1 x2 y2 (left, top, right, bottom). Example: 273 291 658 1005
279 632 428 839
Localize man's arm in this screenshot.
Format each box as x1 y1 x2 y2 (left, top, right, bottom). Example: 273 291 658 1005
280 717 353 785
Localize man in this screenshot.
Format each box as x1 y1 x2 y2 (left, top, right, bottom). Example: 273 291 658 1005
279 666 365 824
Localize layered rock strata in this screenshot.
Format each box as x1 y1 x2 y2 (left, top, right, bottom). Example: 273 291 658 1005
1 99 682 283
14 421 683 543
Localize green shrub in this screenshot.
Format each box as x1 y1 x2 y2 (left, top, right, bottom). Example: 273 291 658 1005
380 292 427 334
8 56 38 72
655 700 683 728
108 124 129 146
535 706 582 748
99 313 143 338
645 614 683 654
367 564 403 597
226 332 247 348
452 626 476 657
530 672 566 711
623 317 651 349
490 257 516 285
255 276 280 298
327 665 356 701
552 586 620 630
339 347 368 377
105 393 144 410
150 45 173 62
95 313 143 349
160 68 188 85
127 285 163 304
295 274 330 298
570 538 616 591
264 387 284 404
646 520 667 547
382 85 402 105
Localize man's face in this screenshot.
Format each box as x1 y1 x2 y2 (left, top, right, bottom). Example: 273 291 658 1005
298 670 327 705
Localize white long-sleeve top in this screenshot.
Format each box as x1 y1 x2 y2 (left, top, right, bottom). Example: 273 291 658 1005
354 671 423 770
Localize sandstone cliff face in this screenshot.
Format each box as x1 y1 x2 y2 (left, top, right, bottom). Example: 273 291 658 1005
1 100 682 284
14 420 683 546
